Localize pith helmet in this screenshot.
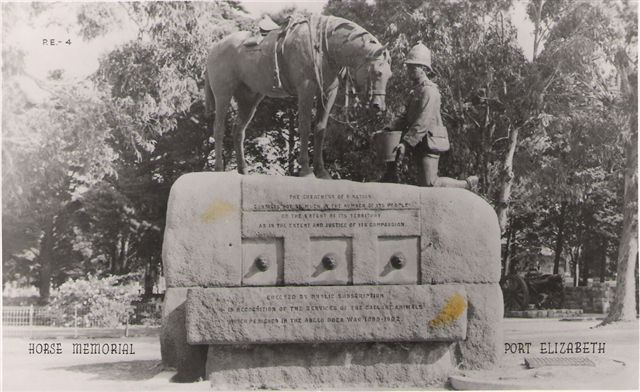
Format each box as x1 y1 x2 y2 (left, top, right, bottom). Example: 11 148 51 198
258 16 279 31
405 41 432 68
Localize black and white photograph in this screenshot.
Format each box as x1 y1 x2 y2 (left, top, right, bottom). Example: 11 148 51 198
2 0 638 390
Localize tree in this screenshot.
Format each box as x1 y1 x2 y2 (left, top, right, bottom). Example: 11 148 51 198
323 1 631 289
2 72 118 302
324 0 526 186
601 0 638 321
3 1 257 298
2 3 131 300
527 0 575 61
516 108 624 282
603 50 638 321
77 1 258 295
501 0 635 283
4 0 632 307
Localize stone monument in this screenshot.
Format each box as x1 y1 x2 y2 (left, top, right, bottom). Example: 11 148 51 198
160 172 503 388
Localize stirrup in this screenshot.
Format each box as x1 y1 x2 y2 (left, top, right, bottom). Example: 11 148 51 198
273 71 283 89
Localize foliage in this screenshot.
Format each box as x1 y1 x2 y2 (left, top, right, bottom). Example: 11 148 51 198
2 61 119 300
48 275 141 328
79 2 252 298
507 0 630 280
3 1 253 299
323 0 527 186
2 0 636 302
69 182 161 276
324 0 633 285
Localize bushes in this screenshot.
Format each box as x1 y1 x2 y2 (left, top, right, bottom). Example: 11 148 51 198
48 275 141 328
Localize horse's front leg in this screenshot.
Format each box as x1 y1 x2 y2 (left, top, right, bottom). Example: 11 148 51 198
213 94 232 171
313 83 339 179
297 87 315 177
233 88 264 174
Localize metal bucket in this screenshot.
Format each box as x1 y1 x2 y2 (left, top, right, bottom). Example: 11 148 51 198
372 130 402 162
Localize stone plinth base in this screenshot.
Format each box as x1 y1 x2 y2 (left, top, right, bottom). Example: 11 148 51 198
160 173 504 384
207 341 454 389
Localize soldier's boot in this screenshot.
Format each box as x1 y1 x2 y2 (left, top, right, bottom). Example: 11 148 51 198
380 162 400 183
465 175 479 192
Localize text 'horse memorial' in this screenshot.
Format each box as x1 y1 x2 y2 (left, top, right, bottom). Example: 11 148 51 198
160 173 504 388
204 15 392 178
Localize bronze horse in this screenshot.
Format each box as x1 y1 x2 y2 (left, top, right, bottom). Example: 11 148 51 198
204 15 392 178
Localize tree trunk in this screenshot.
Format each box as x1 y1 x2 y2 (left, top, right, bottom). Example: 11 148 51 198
600 238 607 283
581 237 592 286
479 97 490 194
553 202 567 274
288 109 296 176
503 224 515 277
480 101 495 195
496 126 518 232
532 0 544 61
601 48 638 324
582 230 603 287
602 133 638 322
37 217 55 304
144 261 154 298
117 233 129 273
502 227 512 278
110 241 119 275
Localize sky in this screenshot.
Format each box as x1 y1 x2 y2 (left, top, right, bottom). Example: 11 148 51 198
5 3 139 82
6 1 535 83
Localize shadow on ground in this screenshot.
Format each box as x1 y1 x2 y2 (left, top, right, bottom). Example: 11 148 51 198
53 360 163 381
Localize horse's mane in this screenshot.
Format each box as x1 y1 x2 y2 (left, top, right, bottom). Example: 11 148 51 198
323 15 384 58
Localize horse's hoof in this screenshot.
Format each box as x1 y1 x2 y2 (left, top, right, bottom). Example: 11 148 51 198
314 170 332 180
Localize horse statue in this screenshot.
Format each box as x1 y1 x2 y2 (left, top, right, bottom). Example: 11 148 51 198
204 15 392 178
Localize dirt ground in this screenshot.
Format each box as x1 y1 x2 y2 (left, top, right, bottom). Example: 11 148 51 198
2 318 638 391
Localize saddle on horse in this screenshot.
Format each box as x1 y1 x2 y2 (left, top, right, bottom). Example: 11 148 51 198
242 24 280 47
241 18 292 91
240 15 324 94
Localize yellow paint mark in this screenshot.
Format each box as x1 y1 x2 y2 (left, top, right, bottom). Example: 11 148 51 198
429 293 467 328
201 200 235 223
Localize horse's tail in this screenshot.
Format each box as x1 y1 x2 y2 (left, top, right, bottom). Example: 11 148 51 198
204 68 215 119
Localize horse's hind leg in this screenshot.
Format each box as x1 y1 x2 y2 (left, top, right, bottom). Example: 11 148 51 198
213 93 232 171
297 84 315 177
233 86 264 174
313 82 339 179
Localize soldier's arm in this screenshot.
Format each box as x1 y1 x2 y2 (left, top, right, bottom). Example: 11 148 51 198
401 88 431 147
413 87 438 131
384 108 408 132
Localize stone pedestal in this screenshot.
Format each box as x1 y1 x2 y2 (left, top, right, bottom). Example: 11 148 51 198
206 342 454 389
160 173 503 387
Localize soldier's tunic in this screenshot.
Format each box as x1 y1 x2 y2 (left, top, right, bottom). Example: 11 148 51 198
388 75 446 156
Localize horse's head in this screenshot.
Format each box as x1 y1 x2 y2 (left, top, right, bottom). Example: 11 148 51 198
352 46 392 113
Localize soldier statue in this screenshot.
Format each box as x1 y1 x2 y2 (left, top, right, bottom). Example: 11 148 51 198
381 42 478 190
